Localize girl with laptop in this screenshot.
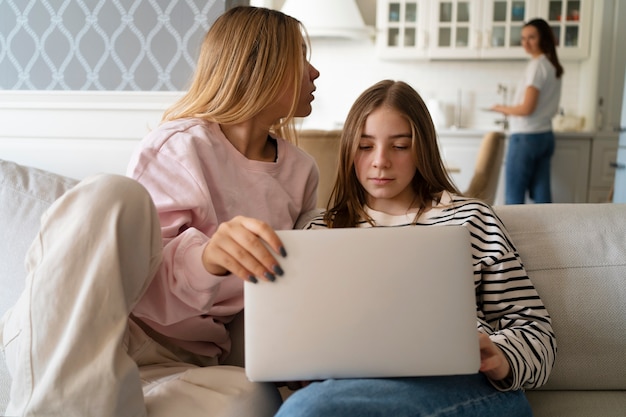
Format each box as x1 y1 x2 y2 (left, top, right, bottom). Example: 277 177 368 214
275 80 556 417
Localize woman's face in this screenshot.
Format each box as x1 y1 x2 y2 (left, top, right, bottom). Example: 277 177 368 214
354 106 418 215
521 25 542 57
273 45 320 119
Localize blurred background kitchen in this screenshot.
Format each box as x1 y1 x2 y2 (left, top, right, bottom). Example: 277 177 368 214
0 0 624 203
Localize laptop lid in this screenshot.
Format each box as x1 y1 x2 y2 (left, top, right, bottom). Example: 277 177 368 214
244 225 480 382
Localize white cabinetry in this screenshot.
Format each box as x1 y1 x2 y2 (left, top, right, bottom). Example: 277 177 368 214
480 0 531 59
587 135 618 203
535 0 592 60
376 0 592 60
437 131 486 192
595 0 626 133
550 134 591 203
376 0 430 59
429 0 533 59
438 131 598 204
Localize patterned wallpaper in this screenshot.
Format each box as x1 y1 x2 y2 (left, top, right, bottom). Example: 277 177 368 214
0 0 228 91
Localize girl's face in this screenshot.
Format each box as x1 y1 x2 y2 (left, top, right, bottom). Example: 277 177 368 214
354 106 418 215
294 58 320 117
521 25 542 57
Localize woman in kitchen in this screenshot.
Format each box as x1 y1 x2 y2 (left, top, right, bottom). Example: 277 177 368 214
1 6 320 417
492 18 563 204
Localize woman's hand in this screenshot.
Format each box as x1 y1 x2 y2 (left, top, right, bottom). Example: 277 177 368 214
201 215 286 283
478 333 512 381
491 104 505 114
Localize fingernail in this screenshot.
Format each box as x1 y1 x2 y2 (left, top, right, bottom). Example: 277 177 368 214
273 264 284 276
279 246 287 257
264 271 276 282
248 275 258 284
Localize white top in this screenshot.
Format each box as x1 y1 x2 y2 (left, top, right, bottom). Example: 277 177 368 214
509 54 562 134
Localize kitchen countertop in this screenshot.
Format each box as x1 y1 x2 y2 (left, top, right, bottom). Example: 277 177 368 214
436 128 597 139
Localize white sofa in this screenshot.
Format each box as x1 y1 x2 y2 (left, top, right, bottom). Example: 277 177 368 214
1 157 626 416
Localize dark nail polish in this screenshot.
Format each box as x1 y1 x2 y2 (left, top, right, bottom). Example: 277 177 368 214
264 271 276 282
248 275 258 284
273 264 284 276
279 246 287 257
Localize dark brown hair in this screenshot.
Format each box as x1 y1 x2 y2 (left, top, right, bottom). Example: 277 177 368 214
525 18 564 78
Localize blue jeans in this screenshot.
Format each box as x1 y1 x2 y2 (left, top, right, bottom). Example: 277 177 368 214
505 131 555 204
275 374 532 417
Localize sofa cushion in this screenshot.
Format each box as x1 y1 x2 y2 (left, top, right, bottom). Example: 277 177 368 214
0 159 78 318
1 159 78 413
525 390 626 417
495 203 626 391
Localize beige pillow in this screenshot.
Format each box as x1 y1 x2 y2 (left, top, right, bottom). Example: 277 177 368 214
0 159 78 317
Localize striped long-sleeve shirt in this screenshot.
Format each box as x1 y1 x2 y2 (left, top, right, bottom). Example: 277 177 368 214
303 191 556 391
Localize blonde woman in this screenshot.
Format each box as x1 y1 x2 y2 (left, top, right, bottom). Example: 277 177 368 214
2 6 319 417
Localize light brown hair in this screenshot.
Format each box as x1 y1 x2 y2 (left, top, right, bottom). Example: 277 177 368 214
325 80 459 228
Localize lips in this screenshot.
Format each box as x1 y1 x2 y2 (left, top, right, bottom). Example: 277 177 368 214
370 177 393 185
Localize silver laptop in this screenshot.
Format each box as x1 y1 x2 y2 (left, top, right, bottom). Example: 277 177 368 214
244 225 480 382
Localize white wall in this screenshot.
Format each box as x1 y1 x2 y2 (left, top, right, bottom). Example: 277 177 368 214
0 91 181 179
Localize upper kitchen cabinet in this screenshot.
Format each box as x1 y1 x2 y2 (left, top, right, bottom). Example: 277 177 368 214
428 0 481 59
429 0 534 59
480 0 533 59
536 0 592 60
376 0 430 59
376 0 592 60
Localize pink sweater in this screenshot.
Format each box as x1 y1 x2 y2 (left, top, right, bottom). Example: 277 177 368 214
126 118 319 358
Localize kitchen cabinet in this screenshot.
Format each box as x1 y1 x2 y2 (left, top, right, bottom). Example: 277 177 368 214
535 0 592 60
587 135 617 203
438 130 596 204
435 130 625 204
429 0 533 59
428 0 481 59
376 0 592 60
479 0 532 59
437 131 487 192
595 0 626 133
376 0 534 60
550 134 591 203
614 133 626 203
376 0 430 59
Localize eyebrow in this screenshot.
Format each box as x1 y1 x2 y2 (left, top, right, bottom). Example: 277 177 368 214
360 133 412 139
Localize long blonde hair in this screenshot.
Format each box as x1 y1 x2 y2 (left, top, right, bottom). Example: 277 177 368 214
162 6 308 141
325 80 459 228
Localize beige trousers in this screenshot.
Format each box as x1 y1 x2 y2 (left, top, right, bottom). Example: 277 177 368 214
0 174 281 417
